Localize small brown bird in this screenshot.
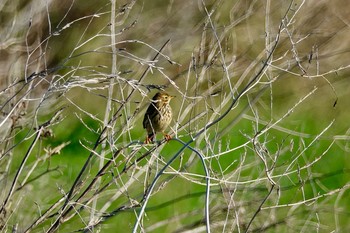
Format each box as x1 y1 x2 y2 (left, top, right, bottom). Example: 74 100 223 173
143 92 174 144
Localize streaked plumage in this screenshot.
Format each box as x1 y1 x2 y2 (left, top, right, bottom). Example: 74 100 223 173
143 92 174 143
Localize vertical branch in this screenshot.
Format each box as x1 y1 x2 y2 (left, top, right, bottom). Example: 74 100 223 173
88 0 118 226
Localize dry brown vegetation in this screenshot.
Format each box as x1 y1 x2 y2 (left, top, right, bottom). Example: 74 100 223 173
1 0 350 232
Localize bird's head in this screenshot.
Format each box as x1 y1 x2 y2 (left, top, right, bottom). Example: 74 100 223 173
153 92 175 104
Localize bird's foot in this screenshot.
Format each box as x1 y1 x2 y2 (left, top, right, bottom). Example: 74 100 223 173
144 135 154 144
164 134 172 142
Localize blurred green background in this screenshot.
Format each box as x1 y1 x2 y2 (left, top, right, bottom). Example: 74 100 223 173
1 0 350 232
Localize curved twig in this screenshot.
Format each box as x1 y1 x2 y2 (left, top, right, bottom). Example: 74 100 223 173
132 138 211 233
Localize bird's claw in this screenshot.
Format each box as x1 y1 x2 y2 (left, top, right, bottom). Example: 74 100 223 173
164 134 172 141
144 136 154 144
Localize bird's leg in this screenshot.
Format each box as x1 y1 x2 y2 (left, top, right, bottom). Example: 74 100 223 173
144 134 155 144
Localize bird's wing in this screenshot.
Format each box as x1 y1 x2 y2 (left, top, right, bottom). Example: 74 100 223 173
143 103 156 129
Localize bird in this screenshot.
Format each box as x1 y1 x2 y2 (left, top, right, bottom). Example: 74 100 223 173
143 92 174 144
